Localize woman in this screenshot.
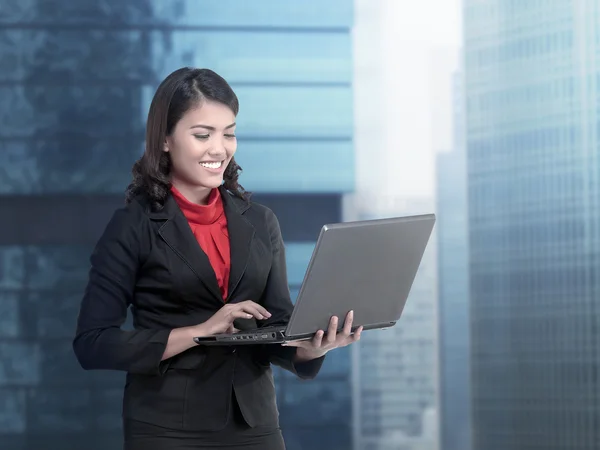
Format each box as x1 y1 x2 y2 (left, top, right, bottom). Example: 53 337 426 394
73 67 362 450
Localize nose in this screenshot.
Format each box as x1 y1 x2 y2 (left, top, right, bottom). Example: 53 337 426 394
208 145 227 160
209 135 231 157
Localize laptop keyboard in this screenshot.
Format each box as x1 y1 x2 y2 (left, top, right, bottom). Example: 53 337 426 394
248 326 285 333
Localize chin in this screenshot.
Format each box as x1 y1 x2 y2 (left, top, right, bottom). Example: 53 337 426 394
199 178 224 190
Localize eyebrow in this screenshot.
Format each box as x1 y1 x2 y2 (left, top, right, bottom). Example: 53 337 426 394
190 122 236 131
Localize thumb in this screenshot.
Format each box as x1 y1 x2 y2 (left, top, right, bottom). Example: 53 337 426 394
226 324 240 334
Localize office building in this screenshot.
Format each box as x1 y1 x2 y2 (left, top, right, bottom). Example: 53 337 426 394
0 1 355 449
353 200 438 450
436 71 471 450
465 1 600 448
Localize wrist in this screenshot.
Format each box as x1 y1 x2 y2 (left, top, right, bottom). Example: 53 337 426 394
189 323 209 341
294 347 325 363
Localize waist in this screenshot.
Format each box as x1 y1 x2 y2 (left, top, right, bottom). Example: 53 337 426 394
122 354 279 432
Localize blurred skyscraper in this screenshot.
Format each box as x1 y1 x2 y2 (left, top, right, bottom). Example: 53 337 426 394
436 71 471 450
352 1 454 448
464 1 600 449
0 1 355 449
352 200 438 450
1 3 155 449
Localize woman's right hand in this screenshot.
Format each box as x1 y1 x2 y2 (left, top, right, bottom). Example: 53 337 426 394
196 300 272 336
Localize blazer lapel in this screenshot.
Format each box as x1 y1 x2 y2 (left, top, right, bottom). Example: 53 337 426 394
155 196 223 305
220 187 255 302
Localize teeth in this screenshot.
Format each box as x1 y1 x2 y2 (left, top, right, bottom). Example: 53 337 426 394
200 161 222 169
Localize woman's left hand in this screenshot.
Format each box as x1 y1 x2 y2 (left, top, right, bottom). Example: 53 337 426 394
284 310 363 362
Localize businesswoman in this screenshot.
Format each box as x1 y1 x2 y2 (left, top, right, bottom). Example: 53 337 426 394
73 67 362 450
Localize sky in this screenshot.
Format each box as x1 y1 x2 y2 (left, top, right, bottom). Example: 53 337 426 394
353 0 463 211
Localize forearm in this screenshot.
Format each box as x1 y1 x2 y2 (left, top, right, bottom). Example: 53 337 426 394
161 326 200 361
73 326 172 374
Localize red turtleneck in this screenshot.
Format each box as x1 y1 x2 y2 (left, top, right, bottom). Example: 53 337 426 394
170 186 231 301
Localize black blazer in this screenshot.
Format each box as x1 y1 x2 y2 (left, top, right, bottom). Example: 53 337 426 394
73 186 325 431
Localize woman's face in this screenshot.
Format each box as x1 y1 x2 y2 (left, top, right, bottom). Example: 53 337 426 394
165 100 237 202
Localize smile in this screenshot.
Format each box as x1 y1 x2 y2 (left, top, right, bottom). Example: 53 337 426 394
200 161 223 169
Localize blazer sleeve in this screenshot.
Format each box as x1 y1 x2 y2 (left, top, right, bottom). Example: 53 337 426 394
72 202 172 375
257 208 326 380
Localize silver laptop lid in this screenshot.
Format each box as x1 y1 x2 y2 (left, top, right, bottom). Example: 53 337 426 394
285 214 436 337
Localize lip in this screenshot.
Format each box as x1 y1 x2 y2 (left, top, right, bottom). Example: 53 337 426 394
199 160 226 174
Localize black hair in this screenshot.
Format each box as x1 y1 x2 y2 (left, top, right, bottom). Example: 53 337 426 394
126 67 248 210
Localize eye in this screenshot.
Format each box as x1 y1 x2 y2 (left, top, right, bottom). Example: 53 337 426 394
194 134 210 140
224 134 236 139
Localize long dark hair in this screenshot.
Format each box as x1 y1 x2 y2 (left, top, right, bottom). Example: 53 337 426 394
126 67 248 210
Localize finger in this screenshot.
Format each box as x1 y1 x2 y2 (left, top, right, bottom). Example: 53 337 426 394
326 316 338 344
231 310 254 320
240 302 271 319
313 330 324 348
242 305 269 320
352 326 363 342
243 301 271 318
233 304 264 320
342 310 353 338
281 340 306 347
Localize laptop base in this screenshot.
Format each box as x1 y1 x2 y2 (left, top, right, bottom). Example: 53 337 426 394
193 326 288 345
192 322 394 346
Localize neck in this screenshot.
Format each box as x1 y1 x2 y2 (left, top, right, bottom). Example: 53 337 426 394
170 179 212 205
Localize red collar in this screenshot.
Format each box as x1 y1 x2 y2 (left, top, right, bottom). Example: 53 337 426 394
170 186 224 225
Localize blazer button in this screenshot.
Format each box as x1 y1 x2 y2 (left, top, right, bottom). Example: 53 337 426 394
231 348 236 353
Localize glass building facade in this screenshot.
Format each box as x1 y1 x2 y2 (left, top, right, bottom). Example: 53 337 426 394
0 1 355 449
436 72 471 450
355 201 439 450
465 1 600 449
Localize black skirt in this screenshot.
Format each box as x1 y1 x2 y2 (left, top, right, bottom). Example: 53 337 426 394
123 390 285 450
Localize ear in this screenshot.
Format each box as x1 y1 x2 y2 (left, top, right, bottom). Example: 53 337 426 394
163 138 170 153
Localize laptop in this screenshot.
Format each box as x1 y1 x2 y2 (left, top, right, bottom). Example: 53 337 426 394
193 213 436 346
